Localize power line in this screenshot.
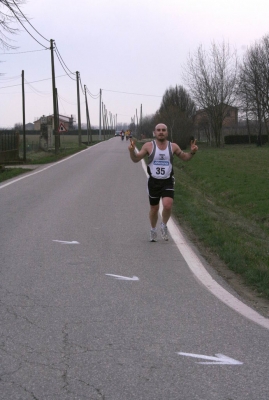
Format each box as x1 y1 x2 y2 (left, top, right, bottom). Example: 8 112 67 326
11 0 50 43
54 44 75 76
102 89 162 97
86 86 100 99
3 1 49 49
0 74 21 81
79 76 85 94
24 78 51 96
0 49 49 55
0 73 71 89
54 49 76 81
58 94 77 106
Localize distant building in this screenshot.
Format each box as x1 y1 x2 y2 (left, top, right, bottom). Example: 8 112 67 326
34 114 75 131
194 104 238 141
25 123 34 131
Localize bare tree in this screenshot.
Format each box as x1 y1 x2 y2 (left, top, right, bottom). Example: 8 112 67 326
0 0 25 50
137 114 156 139
184 41 238 147
238 35 269 144
14 122 22 130
158 85 196 148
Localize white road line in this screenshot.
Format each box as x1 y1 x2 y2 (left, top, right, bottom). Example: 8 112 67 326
141 159 269 330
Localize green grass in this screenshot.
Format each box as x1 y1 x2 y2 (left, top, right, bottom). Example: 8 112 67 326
137 141 269 298
175 144 269 298
1 143 92 181
24 142 90 164
0 168 32 183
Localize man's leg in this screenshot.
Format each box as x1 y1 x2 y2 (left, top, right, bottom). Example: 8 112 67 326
160 197 173 241
161 197 173 224
149 204 159 229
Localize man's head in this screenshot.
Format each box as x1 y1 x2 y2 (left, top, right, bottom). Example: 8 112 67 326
154 123 168 142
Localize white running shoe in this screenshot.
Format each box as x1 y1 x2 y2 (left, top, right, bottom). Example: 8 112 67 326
150 229 157 242
160 223 168 241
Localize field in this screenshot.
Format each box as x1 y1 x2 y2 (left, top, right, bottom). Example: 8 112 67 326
137 141 269 303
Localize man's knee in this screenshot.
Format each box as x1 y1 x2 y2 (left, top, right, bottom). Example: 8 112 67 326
162 197 173 211
150 204 159 213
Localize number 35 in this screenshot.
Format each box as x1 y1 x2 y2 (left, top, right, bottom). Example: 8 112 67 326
156 167 165 175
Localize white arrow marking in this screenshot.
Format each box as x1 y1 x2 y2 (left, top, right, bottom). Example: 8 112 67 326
53 240 80 244
177 352 243 365
105 274 139 281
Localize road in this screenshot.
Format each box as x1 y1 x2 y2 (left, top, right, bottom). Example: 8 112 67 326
1 137 269 400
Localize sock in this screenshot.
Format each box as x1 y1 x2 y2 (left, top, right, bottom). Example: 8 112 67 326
151 227 157 231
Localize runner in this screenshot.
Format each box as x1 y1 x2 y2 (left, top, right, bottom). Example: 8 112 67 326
128 123 198 242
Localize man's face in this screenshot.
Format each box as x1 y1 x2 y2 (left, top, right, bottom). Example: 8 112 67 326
154 125 168 141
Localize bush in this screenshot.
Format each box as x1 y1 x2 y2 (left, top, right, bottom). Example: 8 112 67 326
224 134 268 145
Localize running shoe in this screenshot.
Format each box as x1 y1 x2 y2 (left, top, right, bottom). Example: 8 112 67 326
160 223 169 241
150 229 157 242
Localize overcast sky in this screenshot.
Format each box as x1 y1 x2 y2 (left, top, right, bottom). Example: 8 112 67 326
0 0 269 128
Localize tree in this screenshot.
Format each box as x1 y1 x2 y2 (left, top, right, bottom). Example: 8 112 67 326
158 85 196 148
184 41 238 147
238 35 269 144
14 122 23 130
0 0 26 50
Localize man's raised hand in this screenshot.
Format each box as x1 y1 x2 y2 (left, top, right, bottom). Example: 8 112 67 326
129 138 136 151
190 138 198 153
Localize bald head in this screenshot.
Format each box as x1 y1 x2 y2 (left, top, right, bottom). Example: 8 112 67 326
155 123 168 131
154 123 168 142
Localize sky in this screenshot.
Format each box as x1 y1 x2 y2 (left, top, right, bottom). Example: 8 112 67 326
0 0 269 129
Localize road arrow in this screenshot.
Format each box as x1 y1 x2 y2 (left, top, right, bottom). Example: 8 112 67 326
177 352 243 365
53 240 80 244
105 274 139 281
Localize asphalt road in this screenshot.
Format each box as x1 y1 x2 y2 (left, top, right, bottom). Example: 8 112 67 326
1 137 269 400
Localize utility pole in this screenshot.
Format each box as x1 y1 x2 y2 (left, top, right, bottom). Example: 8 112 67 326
109 112 112 136
21 70 26 162
84 85 89 145
140 104 142 140
55 88 60 147
50 39 59 154
135 108 139 139
102 102 106 140
84 85 92 145
99 89 102 140
76 71 81 146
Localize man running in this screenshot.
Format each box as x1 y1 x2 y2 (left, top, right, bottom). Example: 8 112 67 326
128 123 198 242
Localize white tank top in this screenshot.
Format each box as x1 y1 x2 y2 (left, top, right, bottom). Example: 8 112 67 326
147 140 173 179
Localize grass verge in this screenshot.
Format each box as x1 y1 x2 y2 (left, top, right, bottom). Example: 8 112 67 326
136 141 269 299
0 168 32 183
25 143 89 164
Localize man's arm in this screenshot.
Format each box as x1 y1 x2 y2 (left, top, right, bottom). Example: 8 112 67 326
128 140 151 163
173 139 198 161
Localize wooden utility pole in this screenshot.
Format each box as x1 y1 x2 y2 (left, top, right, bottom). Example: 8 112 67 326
140 104 142 139
99 89 102 140
102 102 106 140
76 71 82 146
84 85 92 145
55 88 60 147
50 39 59 153
21 70 26 162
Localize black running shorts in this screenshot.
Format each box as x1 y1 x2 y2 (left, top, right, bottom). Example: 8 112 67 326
148 176 175 206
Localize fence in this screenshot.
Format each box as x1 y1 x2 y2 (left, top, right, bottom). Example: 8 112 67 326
0 131 20 163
